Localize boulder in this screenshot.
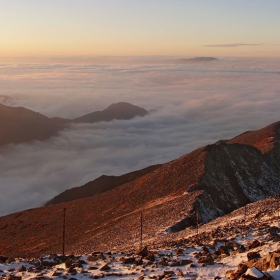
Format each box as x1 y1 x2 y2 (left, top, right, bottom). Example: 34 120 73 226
17 265 27 272
119 257 136 264
226 263 248 280
198 255 214 265
247 252 261 261
240 267 271 279
136 246 149 257
248 240 261 250
99 264 111 271
0 256 8 263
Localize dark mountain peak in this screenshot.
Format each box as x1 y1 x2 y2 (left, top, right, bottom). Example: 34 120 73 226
0 102 148 146
72 102 148 123
178 57 218 63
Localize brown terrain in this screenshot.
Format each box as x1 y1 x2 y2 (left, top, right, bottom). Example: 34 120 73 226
45 164 162 206
0 121 280 258
0 102 148 146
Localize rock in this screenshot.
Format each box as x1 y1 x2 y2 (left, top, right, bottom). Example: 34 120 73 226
51 271 62 276
135 258 143 266
248 240 261 250
163 270 175 276
158 257 169 266
247 252 261 261
144 253 155 262
136 246 149 257
0 256 8 263
240 267 271 279
119 257 136 264
6 276 22 280
170 259 192 266
65 259 73 268
217 245 230 256
8 268 15 272
17 265 27 272
41 261 56 267
87 266 98 270
86 255 99 262
251 252 280 271
198 255 214 265
225 263 248 280
175 249 184 256
99 264 111 271
202 246 210 255
177 269 184 277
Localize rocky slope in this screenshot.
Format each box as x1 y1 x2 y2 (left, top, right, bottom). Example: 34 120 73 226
0 102 148 146
1 196 280 280
0 121 280 258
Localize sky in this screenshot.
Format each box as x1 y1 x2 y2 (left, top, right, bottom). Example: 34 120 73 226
1 0 280 57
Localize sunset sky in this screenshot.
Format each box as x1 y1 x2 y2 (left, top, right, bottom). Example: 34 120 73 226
1 0 280 57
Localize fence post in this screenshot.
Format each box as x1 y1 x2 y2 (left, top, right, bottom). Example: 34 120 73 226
140 212 143 248
63 208 66 255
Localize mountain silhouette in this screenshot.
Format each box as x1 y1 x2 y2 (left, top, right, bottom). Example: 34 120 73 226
0 102 148 146
72 102 148 123
45 164 162 205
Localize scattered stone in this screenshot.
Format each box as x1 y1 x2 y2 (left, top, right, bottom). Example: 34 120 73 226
86 255 98 262
99 264 111 271
202 246 210 255
6 276 22 280
250 251 280 271
88 266 98 270
198 255 214 265
119 256 136 264
144 252 156 262
136 246 149 257
163 270 175 276
248 240 261 250
247 252 261 261
0 256 8 263
177 268 184 277
226 263 248 280
175 249 184 256
240 267 271 279
17 265 26 272
51 271 62 276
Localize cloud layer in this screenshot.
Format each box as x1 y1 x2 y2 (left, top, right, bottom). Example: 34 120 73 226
0 57 280 216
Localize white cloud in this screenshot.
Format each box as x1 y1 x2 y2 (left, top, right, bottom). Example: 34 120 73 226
0 57 280 216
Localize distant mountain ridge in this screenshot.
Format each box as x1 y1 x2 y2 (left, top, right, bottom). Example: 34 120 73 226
0 120 280 258
178 57 218 63
45 164 162 206
0 102 148 146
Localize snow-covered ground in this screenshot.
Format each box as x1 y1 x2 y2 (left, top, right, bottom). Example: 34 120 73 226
1 196 280 279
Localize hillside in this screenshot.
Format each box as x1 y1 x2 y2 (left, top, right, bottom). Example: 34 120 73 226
0 103 66 146
45 164 162 205
0 102 148 146
1 195 280 279
0 121 280 258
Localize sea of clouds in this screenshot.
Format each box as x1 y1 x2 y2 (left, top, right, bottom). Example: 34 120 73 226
0 56 279 216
